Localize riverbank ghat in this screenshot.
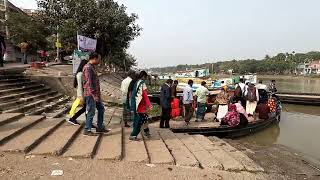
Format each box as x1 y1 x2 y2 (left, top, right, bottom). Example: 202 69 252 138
0 66 315 179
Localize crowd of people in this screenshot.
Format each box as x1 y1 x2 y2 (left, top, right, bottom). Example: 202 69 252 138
67 53 280 140
68 52 154 140
155 78 280 129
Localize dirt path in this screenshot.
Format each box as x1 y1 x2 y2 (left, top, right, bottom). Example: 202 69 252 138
226 140 320 180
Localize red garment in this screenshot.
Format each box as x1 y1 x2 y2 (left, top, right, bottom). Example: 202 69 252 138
256 103 270 119
267 98 277 113
137 89 152 113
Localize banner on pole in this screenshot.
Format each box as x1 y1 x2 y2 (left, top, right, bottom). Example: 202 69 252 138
77 35 97 52
72 50 89 75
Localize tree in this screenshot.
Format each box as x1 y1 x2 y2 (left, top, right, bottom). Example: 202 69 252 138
37 0 141 70
6 12 50 53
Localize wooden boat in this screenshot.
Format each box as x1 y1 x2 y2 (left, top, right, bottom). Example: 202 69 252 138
149 91 281 138
276 92 320 106
170 115 281 138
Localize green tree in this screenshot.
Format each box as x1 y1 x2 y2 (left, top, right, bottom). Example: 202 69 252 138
6 12 50 53
37 0 141 70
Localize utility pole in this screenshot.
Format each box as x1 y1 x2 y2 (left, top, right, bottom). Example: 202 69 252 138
56 27 60 63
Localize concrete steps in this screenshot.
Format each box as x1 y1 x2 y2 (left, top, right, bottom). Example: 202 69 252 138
0 71 264 175
0 115 45 145
0 81 36 90
0 91 58 111
0 78 30 84
29 122 83 156
2 93 64 114
0 118 65 153
0 84 45 96
0 113 24 126
0 113 265 174
0 87 51 102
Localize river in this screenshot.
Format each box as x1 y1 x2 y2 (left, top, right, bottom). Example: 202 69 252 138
239 77 320 167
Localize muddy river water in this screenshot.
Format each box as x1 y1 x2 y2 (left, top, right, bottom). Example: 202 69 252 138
239 77 320 166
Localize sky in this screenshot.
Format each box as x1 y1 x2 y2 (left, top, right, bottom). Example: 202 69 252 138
10 0 320 68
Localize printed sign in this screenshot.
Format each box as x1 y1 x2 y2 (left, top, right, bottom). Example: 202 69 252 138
77 35 97 52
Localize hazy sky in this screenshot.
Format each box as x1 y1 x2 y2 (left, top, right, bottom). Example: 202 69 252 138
11 0 320 68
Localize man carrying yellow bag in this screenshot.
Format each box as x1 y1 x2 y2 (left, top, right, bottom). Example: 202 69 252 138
67 59 88 125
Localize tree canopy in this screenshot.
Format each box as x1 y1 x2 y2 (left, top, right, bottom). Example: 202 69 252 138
35 0 141 69
150 51 320 75
6 11 50 53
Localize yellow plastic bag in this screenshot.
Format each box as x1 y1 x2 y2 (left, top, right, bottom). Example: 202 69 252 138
69 98 81 117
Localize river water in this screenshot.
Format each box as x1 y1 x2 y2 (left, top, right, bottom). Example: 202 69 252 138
239 77 320 166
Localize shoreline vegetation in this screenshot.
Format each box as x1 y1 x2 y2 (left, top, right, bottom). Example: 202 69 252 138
149 51 320 76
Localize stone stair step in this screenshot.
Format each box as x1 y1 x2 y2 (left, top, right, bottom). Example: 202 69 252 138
210 137 264 172
62 129 100 158
30 122 83 156
0 118 64 153
45 105 70 118
0 84 45 96
0 113 24 126
0 116 45 145
175 133 222 169
123 128 149 163
95 127 122 161
0 91 58 111
193 135 244 171
3 94 63 114
0 74 25 79
0 81 37 90
158 129 199 167
0 87 51 102
27 96 69 116
108 111 122 125
0 78 30 83
144 130 174 165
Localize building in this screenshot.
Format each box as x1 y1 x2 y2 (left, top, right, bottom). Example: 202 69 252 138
23 9 39 16
0 0 24 34
175 68 210 78
310 60 320 74
158 73 174 80
296 62 311 75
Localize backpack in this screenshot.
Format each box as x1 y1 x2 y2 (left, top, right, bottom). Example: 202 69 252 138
234 85 242 98
246 86 257 102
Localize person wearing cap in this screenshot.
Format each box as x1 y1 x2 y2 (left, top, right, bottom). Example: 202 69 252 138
194 81 209 122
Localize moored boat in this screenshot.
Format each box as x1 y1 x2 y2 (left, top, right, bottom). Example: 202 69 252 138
170 115 281 138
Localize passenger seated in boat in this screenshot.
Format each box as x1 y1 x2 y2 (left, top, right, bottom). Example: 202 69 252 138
233 97 254 124
215 86 230 122
221 104 240 127
255 100 270 120
267 96 277 118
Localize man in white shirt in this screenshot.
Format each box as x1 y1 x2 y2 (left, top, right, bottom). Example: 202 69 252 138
255 80 267 90
238 79 246 94
183 80 194 125
121 71 136 127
